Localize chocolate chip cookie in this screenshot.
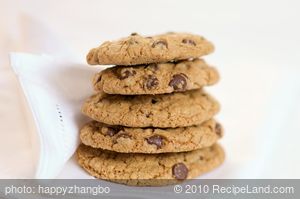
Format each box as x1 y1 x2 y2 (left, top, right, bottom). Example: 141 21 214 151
93 59 219 95
77 143 225 186
81 90 220 128
87 32 214 66
80 119 223 153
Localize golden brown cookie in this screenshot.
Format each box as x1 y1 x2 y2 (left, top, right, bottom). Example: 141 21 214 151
87 32 214 66
81 90 220 128
77 143 225 186
80 119 223 153
93 59 219 95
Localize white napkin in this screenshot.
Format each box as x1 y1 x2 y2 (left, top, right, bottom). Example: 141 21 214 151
10 53 98 178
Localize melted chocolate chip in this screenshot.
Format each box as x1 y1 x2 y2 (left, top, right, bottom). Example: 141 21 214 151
182 39 196 46
215 123 223 137
106 126 124 137
151 99 158 104
131 32 138 36
152 40 168 48
146 135 164 148
172 163 188 180
145 75 159 89
169 73 188 91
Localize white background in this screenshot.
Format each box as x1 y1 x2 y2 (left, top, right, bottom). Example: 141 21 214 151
0 0 300 178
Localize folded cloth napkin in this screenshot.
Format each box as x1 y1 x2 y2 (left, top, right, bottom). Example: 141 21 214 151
10 53 98 178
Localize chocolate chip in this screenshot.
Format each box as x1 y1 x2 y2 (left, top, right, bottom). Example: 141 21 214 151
172 163 188 180
106 126 124 137
114 68 136 80
121 70 136 79
151 99 158 104
182 39 196 46
131 32 138 36
106 128 117 136
146 135 164 148
169 73 187 91
152 40 168 48
215 123 223 137
145 75 159 89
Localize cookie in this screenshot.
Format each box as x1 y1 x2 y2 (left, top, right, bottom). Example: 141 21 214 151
93 59 219 95
80 119 223 153
87 32 214 66
81 90 220 128
77 143 225 186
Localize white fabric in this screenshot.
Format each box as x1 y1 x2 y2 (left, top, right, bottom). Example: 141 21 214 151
10 53 98 178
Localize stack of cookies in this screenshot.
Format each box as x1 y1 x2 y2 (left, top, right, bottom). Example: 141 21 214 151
77 32 225 186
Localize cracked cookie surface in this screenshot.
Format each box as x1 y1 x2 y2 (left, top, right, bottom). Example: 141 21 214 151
77 143 224 186
87 32 214 66
81 90 220 128
80 119 223 153
93 59 219 95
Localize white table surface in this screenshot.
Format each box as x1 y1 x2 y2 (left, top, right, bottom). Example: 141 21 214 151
1 0 300 179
